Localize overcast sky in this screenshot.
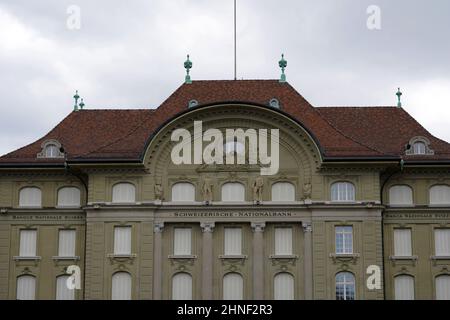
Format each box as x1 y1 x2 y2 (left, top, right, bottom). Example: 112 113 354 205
0 0 449 156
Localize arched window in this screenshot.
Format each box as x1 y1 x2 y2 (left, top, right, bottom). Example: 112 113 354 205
335 272 355 300
16 275 36 300
111 272 132 300
171 183 196 202
172 273 192 300
223 273 244 300
112 183 136 203
412 142 426 155
57 187 81 207
56 275 75 300
436 275 450 300
331 182 355 202
389 185 413 206
430 185 450 206
395 275 415 300
19 187 42 207
274 273 294 300
272 182 295 201
45 144 60 158
221 183 245 202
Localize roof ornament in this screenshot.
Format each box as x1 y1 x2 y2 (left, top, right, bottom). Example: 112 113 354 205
79 98 85 110
279 54 287 83
184 54 193 84
396 88 402 108
73 90 80 111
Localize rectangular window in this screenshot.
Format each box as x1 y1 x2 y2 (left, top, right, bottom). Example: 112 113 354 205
335 226 353 254
394 229 412 257
174 228 192 255
19 230 37 257
58 230 76 257
114 226 132 255
435 229 450 256
275 227 293 255
224 228 242 256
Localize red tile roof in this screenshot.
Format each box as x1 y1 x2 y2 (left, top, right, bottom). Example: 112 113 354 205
1 80 450 165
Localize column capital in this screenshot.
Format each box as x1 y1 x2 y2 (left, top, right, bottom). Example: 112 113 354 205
251 222 266 233
200 222 215 233
154 222 165 233
302 222 312 233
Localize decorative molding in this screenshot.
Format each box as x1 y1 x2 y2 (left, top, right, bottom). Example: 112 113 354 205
200 222 215 233
106 254 137 264
269 255 299 266
251 222 266 232
154 222 165 233
329 253 360 265
302 222 312 233
389 255 418 267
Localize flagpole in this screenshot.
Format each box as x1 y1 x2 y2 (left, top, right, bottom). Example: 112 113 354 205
234 0 237 80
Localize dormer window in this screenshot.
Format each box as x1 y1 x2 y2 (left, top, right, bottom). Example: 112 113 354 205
37 139 64 159
269 98 281 109
188 100 199 108
406 137 434 156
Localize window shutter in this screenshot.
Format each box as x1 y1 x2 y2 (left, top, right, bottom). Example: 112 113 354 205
114 227 132 255
275 228 293 255
111 272 132 300
19 230 37 257
171 183 196 202
223 273 244 300
174 228 192 255
435 229 450 256
274 273 294 300
394 229 412 257
436 276 450 300
58 187 81 207
224 228 242 255
395 275 415 300
172 273 192 300
58 230 76 257
16 276 36 300
56 275 75 300
19 187 42 207
272 183 295 201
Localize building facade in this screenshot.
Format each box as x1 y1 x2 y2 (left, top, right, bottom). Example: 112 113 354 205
0 80 449 300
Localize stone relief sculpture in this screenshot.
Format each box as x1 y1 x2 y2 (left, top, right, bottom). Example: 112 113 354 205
202 177 213 203
252 176 264 203
303 181 312 201
154 180 163 201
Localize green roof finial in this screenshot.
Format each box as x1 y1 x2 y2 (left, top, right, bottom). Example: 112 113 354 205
396 87 403 108
73 90 80 111
279 54 287 83
79 98 85 110
184 54 193 84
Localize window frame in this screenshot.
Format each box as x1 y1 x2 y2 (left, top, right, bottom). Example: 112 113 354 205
335 272 356 301
330 182 356 202
335 226 353 255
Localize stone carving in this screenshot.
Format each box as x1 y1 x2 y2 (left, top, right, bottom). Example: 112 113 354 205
202 177 213 203
303 181 312 200
154 182 163 201
252 177 264 203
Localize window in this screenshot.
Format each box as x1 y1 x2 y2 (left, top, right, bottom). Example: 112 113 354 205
111 272 132 300
412 142 426 155
271 182 295 201
114 226 132 255
19 230 37 257
56 275 75 300
389 185 413 206
45 144 60 158
336 272 355 300
274 273 294 300
58 230 76 257
335 226 353 254
112 183 136 203
331 182 355 202
275 227 293 255
58 187 81 207
16 275 36 300
435 229 450 257
436 275 450 300
172 273 192 300
221 183 245 202
394 229 412 257
19 187 42 207
171 183 195 202
223 273 244 300
430 185 450 206
224 228 242 256
395 275 415 300
174 228 192 255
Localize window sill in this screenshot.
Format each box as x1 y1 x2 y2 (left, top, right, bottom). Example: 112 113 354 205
329 253 360 264
13 256 41 261
107 254 137 263
269 254 299 259
269 255 299 266
389 255 418 261
219 255 248 260
52 256 80 261
431 256 450 260
168 255 198 259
